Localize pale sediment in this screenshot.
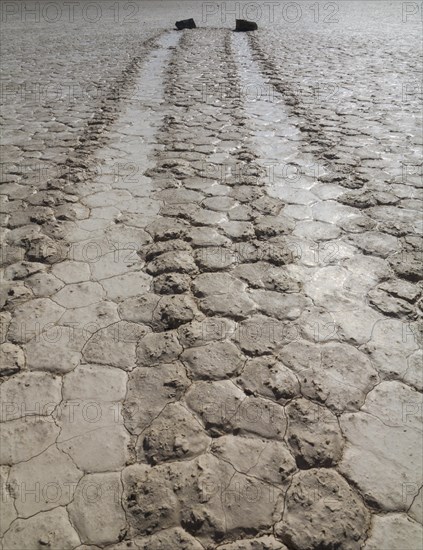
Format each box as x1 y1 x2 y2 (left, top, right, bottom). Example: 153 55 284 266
0 21 422 550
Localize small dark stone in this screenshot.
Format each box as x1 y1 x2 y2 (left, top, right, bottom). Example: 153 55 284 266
0 365 20 377
175 18 196 30
235 19 258 31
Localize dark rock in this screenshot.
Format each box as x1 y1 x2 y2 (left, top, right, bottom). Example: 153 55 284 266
175 18 196 30
235 19 258 32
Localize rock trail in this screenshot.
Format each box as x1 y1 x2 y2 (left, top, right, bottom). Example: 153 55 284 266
0 27 422 550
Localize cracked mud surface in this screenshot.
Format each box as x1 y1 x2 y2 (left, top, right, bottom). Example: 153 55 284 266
1 2 422 549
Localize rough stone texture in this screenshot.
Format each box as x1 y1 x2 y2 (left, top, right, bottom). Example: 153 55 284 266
24 326 87 373
26 271 65 297
7 298 64 344
136 330 183 367
0 465 17 537
363 514 423 550
118 293 161 326
9 445 83 517
219 537 287 549
146 250 197 276
192 273 245 298
138 402 210 464
0 417 60 464
52 281 104 308
0 371 62 422
255 215 295 238
122 463 180 537
52 261 91 284
404 349 423 391
184 380 246 436
62 364 127 401
177 317 235 348
1 11 421 547
236 356 300 403
368 285 418 319
235 315 296 356
275 469 371 549
124 363 190 436
83 321 150 370
364 318 420 379
286 398 344 468
60 300 120 330
153 294 198 330
101 271 152 301
0 342 25 376
135 528 204 549
211 434 296 485
2 507 81 549
280 340 379 412
199 292 257 320
194 246 237 271
409 486 423 525
153 272 192 294
361 380 422 432
339 407 422 511
123 455 283 546
55 399 131 473
249 290 309 321
67 473 126 546
181 341 245 380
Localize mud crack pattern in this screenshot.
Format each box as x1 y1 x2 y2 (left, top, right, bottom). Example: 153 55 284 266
1 20 422 550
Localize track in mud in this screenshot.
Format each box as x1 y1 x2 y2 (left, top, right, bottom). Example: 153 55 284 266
1 27 422 550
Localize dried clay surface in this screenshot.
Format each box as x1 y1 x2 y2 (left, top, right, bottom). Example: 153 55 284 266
1 2 422 550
